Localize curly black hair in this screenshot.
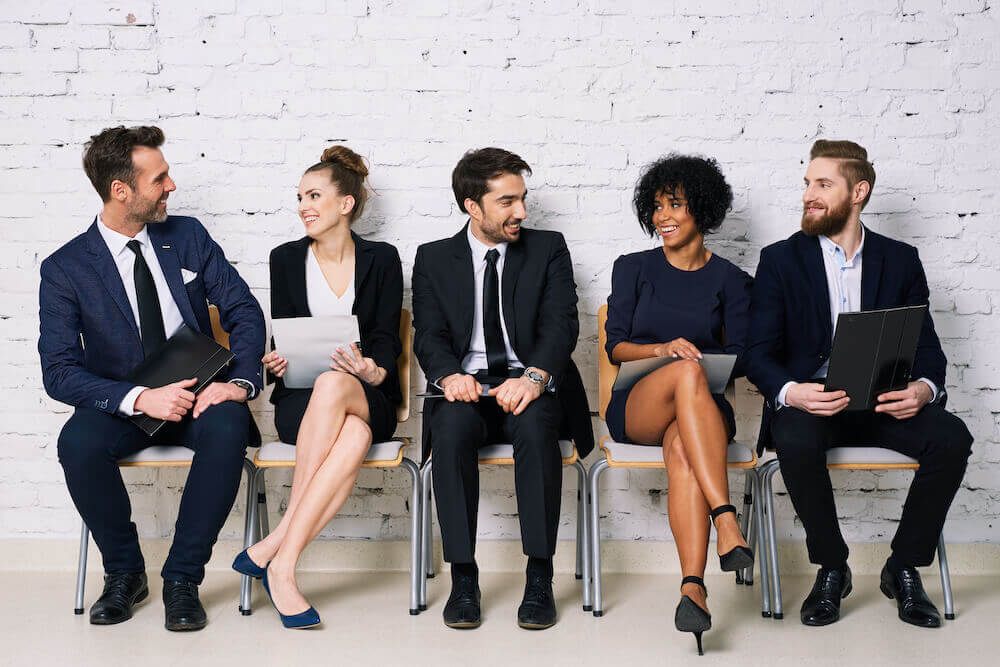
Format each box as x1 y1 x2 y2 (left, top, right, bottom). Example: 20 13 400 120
633 154 733 237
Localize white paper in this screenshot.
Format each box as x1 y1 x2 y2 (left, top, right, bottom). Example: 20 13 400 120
612 354 737 394
271 315 361 389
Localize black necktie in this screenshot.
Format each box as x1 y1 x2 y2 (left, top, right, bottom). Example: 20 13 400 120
126 239 167 357
483 248 507 377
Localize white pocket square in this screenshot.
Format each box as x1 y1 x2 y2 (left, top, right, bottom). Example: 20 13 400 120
181 269 199 284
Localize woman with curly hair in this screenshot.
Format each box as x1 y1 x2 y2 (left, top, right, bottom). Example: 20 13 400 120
604 154 753 654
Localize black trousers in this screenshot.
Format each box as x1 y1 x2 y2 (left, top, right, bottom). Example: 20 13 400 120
771 404 972 569
57 402 250 583
429 394 563 563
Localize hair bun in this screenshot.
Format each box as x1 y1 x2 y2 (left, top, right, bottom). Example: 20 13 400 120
320 145 369 178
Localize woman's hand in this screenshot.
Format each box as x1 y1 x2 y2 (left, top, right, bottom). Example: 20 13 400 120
330 342 387 386
653 337 702 361
262 350 287 377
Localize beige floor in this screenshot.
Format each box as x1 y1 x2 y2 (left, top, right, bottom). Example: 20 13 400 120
2 570 996 666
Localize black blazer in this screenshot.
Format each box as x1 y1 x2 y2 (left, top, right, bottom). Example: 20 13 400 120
412 224 593 460
744 227 948 453
269 232 404 407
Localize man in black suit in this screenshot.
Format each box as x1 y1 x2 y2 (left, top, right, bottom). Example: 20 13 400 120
745 140 972 628
412 148 592 630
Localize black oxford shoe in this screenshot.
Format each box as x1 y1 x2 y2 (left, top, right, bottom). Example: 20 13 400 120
800 565 852 626
163 580 207 631
517 573 557 630
90 572 148 625
880 563 941 628
443 572 482 629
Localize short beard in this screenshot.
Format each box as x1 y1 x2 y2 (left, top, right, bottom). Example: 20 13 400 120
801 196 851 237
126 198 167 225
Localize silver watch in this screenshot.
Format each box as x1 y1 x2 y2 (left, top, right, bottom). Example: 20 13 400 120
523 369 545 387
229 379 255 399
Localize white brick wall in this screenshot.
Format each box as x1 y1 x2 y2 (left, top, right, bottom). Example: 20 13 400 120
2 1 997 547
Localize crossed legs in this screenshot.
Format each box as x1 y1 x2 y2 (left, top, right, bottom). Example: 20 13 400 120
247 371 373 614
624 360 746 611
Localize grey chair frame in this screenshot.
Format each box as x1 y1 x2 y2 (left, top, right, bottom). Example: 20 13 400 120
417 446 591 612
756 455 955 621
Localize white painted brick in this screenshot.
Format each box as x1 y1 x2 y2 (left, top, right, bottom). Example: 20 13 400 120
0 23 32 47
110 26 156 50
0 3 73 24
0 48 78 73
72 2 155 26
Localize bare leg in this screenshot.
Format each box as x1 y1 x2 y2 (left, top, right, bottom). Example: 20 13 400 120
266 414 373 614
624 361 747 557
663 424 711 614
248 371 370 565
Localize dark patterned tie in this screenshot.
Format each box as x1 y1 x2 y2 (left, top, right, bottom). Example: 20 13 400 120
126 240 167 357
483 248 507 377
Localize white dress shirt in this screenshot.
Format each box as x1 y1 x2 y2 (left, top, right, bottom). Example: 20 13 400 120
97 217 185 416
461 225 523 374
777 223 937 407
305 246 355 316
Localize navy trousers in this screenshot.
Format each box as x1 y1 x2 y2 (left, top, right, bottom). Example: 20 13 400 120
57 402 250 584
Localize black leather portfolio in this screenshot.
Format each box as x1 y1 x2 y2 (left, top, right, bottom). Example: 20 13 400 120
824 304 927 411
126 325 235 436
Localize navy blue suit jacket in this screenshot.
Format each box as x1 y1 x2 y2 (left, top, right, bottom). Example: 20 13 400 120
39 216 266 424
744 227 947 453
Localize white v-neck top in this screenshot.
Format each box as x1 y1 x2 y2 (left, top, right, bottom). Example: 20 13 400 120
306 247 355 316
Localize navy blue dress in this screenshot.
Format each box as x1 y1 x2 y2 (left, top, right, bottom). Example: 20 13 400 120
604 249 753 445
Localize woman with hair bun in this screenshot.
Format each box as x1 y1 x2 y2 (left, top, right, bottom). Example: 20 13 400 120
231 146 403 628
604 154 753 654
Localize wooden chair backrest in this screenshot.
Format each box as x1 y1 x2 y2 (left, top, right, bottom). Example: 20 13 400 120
596 304 617 421
208 304 230 350
396 309 411 424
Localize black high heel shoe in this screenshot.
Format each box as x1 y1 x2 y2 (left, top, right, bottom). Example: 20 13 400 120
710 504 754 572
675 576 711 656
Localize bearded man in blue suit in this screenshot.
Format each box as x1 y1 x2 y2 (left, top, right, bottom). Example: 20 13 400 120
38 126 265 631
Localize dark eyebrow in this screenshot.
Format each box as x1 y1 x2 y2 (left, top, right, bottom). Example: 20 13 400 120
496 189 528 202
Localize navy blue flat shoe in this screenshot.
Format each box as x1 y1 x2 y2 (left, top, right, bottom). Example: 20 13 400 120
262 564 321 629
232 549 266 579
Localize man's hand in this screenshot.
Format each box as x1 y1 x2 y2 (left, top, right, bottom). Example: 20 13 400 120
134 378 198 422
785 382 850 416
875 381 932 420
653 337 702 360
192 381 248 418
488 376 543 415
440 373 483 403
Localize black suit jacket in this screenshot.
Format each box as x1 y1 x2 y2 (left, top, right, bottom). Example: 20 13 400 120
744 227 948 453
269 232 403 408
412 224 593 460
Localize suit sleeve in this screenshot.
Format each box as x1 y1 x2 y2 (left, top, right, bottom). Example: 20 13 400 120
524 232 579 379
194 221 266 392
605 254 639 361
366 246 403 380
412 245 464 382
38 257 135 414
723 266 754 379
744 247 794 404
905 247 947 391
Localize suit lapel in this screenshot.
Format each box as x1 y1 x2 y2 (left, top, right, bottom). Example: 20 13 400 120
501 239 524 350
147 224 199 328
796 233 833 342
860 226 882 311
450 226 475 347
352 231 375 312
85 221 141 341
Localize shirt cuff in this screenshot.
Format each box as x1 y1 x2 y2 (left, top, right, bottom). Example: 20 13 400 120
916 378 938 403
118 386 147 416
776 381 797 409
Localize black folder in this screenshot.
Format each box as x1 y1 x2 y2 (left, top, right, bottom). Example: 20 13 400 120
824 305 927 411
126 325 235 436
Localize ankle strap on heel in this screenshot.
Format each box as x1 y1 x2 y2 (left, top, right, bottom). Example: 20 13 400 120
709 504 736 521
681 576 706 591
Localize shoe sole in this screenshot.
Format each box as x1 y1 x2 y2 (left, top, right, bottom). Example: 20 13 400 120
90 586 149 625
444 620 482 629
165 620 207 632
517 620 556 630
879 582 941 628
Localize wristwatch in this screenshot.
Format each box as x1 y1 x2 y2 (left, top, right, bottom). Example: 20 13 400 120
523 368 545 387
228 379 256 400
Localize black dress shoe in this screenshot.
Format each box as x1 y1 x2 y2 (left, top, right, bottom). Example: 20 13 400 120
800 565 852 626
163 580 207 631
89 572 148 625
517 573 557 630
443 572 481 629
880 562 941 628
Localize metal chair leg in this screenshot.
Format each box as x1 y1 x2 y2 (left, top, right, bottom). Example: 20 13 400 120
74 521 89 614
257 471 271 537
737 470 753 585
575 487 583 581
937 532 955 620
239 460 257 616
754 465 773 617
401 458 421 616
573 460 592 611
761 460 783 619
744 469 757 586
588 459 609 617
419 462 432 610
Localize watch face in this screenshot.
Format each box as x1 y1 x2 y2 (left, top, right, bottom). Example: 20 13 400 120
525 370 543 383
